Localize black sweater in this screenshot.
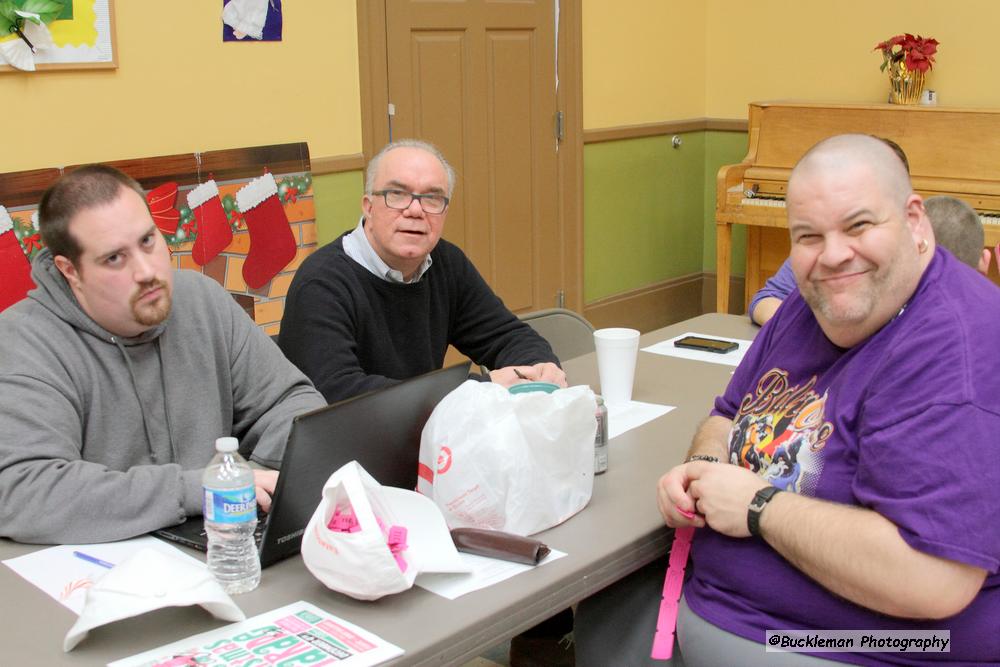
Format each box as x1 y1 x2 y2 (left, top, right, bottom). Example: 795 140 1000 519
279 235 558 403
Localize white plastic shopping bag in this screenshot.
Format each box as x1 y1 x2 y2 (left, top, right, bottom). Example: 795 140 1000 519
301 461 467 600
417 381 596 536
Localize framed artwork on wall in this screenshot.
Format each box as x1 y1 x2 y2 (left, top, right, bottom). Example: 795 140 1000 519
0 0 117 72
222 0 282 42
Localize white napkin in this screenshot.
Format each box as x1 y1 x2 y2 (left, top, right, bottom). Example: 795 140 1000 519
63 547 245 651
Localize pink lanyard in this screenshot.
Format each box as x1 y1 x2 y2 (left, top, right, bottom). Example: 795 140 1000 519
650 526 694 660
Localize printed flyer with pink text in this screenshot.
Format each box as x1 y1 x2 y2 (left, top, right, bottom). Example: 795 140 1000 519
110 601 403 666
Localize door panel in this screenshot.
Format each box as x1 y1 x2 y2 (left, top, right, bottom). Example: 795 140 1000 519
384 0 562 313
488 31 538 310
406 31 471 250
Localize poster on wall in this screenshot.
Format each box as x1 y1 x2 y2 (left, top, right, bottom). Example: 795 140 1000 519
222 0 282 42
0 0 116 72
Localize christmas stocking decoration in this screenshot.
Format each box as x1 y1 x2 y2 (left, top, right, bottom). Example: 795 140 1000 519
0 206 35 312
237 173 296 289
186 180 233 266
146 182 180 236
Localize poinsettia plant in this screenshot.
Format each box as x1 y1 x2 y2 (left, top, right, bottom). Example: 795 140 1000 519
874 34 939 73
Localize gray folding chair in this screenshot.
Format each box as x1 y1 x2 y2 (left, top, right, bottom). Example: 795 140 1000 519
519 307 595 363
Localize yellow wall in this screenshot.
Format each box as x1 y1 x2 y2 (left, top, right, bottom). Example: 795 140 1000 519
705 0 1000 118
8 1 1000 173
582 0 706 128
583 0 1000 126
0 1 361 172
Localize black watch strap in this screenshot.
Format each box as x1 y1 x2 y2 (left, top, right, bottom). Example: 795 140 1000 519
747 486 781 537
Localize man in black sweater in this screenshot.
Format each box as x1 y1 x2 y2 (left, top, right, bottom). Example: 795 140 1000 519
279 139 566 404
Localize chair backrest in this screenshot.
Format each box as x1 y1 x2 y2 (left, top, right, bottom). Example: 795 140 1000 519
520 308 595 362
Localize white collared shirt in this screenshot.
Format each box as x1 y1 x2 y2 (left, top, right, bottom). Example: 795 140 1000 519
342 217 433 284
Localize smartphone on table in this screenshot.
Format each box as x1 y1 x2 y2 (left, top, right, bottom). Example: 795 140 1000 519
673 335 739 354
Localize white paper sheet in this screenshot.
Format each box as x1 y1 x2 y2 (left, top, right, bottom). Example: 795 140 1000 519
415 548 567 600
2 535 203 615
109 600 403 667
642 332 753 367
606 400 675 440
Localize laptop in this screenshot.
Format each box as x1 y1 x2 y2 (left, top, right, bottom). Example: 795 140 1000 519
155 361 472 567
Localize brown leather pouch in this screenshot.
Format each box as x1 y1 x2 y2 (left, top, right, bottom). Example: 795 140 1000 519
450 527 551 565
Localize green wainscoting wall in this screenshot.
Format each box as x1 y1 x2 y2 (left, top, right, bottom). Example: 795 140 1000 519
312 171 365 247
584 130 750 304
584 134 706 302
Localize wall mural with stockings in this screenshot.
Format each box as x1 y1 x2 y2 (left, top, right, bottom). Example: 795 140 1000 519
0 143 316 335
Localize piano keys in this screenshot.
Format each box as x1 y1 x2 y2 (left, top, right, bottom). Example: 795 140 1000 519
740 194 1000 227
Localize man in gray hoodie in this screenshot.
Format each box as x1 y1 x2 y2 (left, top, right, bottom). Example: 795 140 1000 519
0 165 326 544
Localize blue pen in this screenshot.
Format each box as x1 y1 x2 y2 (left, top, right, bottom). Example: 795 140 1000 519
72 551 115 569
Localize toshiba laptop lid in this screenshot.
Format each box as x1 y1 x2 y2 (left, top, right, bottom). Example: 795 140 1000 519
155 362 472 567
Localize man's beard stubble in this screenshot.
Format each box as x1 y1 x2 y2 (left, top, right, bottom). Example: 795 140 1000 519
801 274 882 324
131 279 172 327
800 246 914 326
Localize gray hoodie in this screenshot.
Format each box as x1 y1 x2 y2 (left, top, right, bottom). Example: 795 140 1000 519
0 250 326 544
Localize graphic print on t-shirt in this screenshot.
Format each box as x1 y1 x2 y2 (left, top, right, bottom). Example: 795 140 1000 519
728 368 833 495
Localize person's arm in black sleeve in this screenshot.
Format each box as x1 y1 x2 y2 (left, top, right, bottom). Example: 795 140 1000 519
446 248 560 371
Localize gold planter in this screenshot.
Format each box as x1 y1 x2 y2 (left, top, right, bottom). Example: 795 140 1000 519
888 63 926 105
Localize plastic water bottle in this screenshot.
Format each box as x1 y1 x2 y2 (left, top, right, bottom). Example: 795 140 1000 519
203 437 260 594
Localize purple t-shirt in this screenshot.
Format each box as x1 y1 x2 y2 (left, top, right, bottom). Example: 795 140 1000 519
687 248 1000 666
748 258 797 322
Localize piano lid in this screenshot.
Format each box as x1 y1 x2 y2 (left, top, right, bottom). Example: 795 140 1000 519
733 102 1000 210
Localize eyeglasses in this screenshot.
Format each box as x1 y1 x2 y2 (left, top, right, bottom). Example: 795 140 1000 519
371 189 450 214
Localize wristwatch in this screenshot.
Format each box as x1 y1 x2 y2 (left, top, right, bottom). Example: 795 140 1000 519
685 454 719 464
747 486 782 537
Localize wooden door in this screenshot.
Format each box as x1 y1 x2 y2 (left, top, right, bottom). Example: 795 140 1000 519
359 0 581 314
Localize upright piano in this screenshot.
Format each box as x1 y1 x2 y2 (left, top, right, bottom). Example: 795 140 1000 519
715 102 1000 313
